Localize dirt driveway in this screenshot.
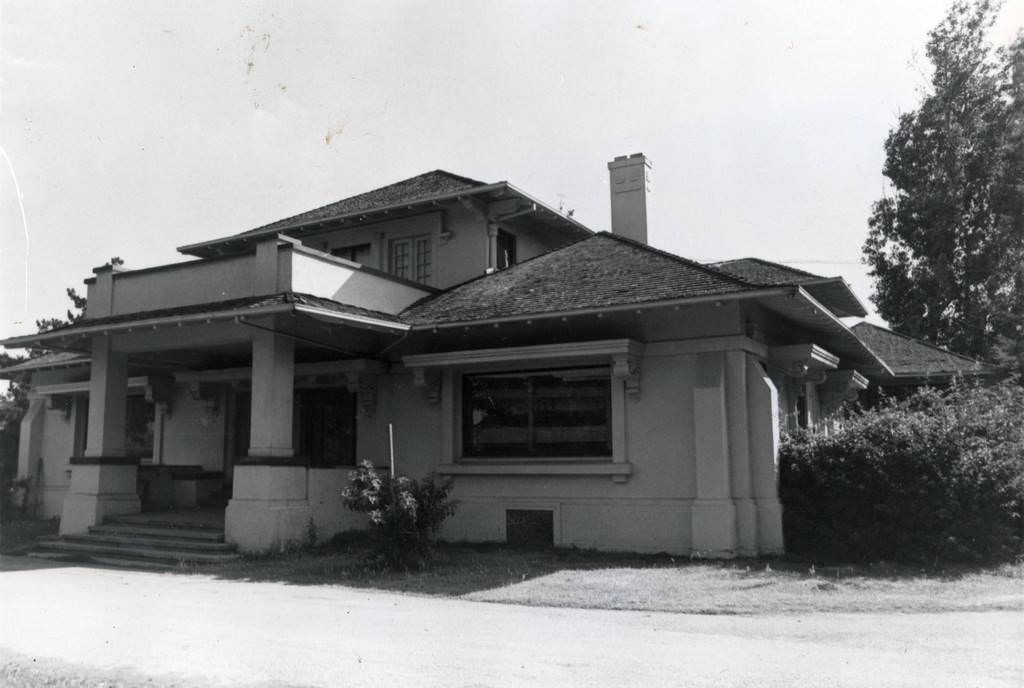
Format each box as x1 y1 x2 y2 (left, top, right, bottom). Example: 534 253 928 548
0 558 1020 687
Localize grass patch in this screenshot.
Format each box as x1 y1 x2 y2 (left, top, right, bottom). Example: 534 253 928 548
0 516 58 554
187 537 1024 615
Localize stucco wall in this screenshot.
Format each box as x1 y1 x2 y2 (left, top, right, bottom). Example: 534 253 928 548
306 207 489 290
160 386 227 472
109 255 256 315
290 251 429 314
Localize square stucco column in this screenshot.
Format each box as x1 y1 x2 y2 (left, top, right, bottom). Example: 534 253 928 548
747 356 785 554
725 350 758 557
690 352 737 557
226 330 312 552
60 336 140 535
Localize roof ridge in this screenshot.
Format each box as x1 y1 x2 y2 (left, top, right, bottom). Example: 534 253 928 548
238 169 488 238
595 232 761 288
852 321 989 367
711 256 828 280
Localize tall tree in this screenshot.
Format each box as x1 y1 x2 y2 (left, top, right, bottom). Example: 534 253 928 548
863 0 1023 366
0 256 125 424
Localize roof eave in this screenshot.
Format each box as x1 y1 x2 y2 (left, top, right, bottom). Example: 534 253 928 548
791 287 894 376
803 277 870 318
177 182 594 258
407 286 795 330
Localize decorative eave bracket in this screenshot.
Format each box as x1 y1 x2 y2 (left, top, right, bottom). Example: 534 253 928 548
818 369 869 414
611 353 642 399
411 367 442 405
767 343 840 383
188 381 219 415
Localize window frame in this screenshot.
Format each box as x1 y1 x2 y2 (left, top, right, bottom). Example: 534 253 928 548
458 365 616 462
388 234 433 285
496 230 517 270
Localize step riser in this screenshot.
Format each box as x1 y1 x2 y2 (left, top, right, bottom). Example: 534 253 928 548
64 534 235 552
89 526 225 542
34 541 239 564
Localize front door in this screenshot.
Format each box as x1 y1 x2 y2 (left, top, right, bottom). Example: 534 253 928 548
295 388 357 467
231 387 357 467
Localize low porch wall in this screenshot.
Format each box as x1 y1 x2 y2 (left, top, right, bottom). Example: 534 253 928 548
225 465 366 551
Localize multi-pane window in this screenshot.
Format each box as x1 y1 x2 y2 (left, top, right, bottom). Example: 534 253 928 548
462 367 612 458
389 235 432 284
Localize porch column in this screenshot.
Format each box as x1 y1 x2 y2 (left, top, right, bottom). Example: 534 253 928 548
725 351 757 556
747 356 784 554
226 329 312 552
248 329 295 458
689 352 737 557
60 335 140 535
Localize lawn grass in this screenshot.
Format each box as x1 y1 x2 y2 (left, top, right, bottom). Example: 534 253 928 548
191 537 1024 616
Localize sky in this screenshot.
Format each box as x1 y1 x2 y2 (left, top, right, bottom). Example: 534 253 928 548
1 0 1022 345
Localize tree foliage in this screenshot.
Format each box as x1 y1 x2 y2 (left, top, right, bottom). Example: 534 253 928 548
1 256 124 428
863 0 1023 367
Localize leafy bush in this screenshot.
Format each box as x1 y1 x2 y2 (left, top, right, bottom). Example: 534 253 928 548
780 381 1024 563
342 461 456 569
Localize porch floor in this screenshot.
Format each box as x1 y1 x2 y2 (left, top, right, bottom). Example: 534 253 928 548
110 508 225 530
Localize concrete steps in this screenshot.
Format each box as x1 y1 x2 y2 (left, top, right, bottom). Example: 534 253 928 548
27 516 238 569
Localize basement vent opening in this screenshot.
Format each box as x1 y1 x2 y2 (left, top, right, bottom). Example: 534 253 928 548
506 509 554 548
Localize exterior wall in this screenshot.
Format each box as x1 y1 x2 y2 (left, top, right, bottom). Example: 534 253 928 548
307 207 490 290
160 386 227 472
433 350 700 554
106 255 257 316
290 250 429 314
305 339 780 557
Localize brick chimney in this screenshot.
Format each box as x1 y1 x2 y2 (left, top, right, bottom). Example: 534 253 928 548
607 153 651 244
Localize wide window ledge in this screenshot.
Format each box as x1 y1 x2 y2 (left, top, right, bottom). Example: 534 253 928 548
437 461 632 480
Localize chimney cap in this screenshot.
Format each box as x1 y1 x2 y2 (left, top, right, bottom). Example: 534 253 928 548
608 152 652 169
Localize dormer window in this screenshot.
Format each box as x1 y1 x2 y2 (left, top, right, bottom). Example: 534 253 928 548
497 230 517 270
390 235 432 284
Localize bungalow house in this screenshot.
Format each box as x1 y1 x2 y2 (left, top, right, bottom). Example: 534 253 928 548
2 153 898 562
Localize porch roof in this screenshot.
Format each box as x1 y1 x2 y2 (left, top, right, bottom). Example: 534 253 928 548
0 351 90 376
0 292 409 350
708 257 868 318
850 322 996 382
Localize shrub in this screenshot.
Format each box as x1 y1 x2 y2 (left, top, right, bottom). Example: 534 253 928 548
780 381 1024 564
341 461 457 569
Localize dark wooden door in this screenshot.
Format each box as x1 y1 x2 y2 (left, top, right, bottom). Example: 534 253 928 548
296 388 357 467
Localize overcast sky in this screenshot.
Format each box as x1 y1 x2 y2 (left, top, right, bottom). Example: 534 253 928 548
2 0 1021 343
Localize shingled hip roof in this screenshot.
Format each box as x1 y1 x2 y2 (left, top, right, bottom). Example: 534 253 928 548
709 257 868 318
177 169 594 258
401 232 760 324
851 322 994 380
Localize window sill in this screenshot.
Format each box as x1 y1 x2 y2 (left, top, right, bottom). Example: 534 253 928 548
437 461 632 479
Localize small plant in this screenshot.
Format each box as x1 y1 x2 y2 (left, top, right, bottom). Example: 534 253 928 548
2 476 32 519
342 461 456 570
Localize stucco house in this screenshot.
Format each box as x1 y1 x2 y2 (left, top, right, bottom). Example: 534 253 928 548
2 153 901 562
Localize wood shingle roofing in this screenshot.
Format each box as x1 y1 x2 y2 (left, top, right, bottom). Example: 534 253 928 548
400 232 759 325
708 257 868 318
851 322 993 380
709 257 825 285
238 170 487 237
